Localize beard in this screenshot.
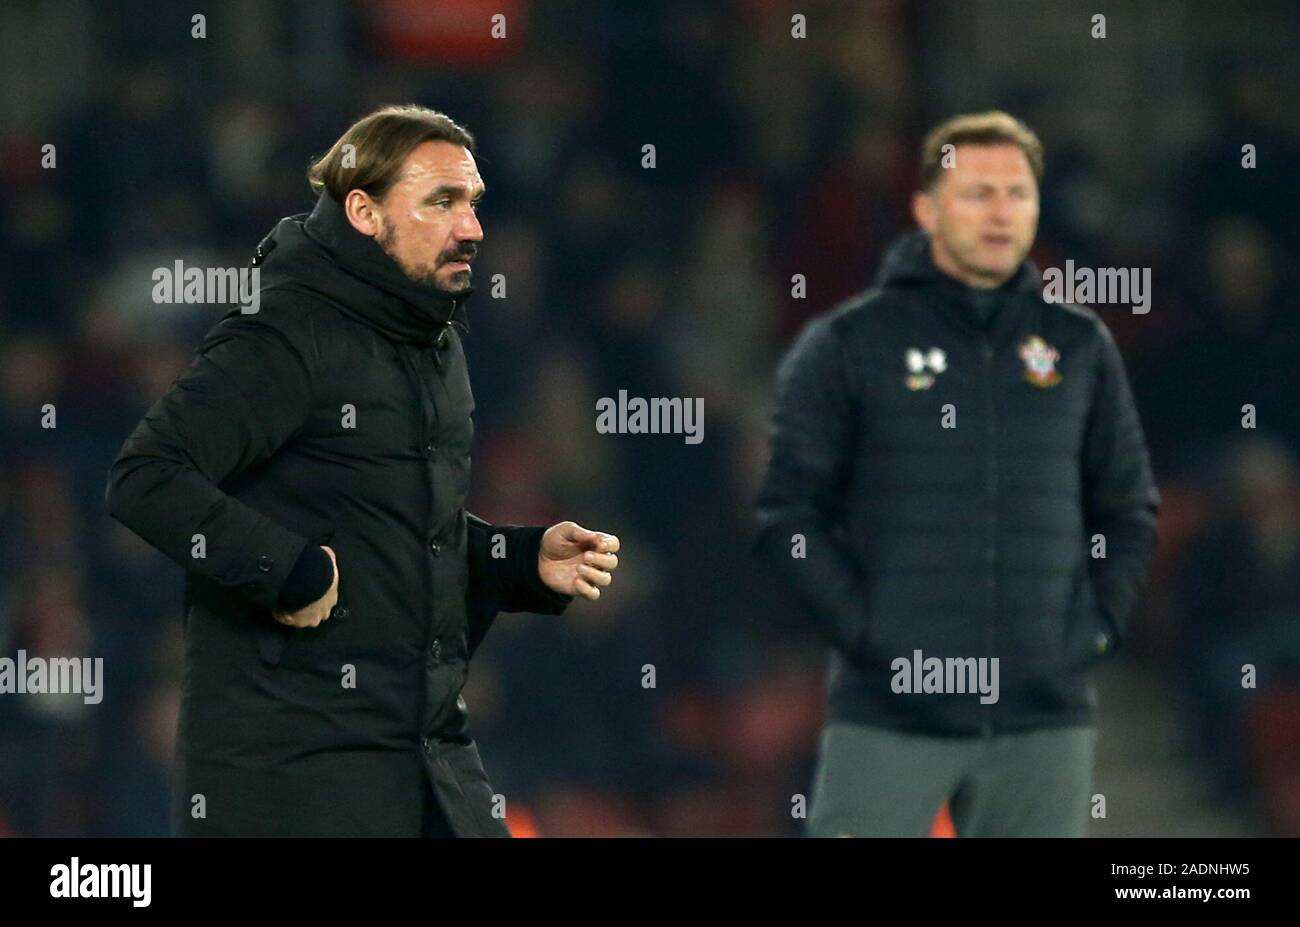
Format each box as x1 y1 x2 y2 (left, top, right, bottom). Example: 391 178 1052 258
377 217 474 294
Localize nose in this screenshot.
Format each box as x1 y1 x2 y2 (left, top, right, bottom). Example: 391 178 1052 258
987 196 1013 225
457 204 484 242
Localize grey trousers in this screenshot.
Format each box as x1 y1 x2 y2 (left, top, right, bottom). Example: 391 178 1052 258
807 722 1098 837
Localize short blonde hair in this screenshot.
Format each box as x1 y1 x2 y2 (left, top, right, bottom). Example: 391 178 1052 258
918 111 1043 191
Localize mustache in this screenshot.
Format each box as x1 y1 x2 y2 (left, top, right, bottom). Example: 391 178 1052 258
439 242 479 266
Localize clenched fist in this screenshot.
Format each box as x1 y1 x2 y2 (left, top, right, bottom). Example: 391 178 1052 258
537 522 620 601
272 546 339 627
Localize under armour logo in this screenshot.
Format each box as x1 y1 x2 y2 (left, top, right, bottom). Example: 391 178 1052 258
905 347 946 391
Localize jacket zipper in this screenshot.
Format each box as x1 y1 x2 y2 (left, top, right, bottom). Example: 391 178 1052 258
430 325 449 372
398 343 444 741
980 333 996 739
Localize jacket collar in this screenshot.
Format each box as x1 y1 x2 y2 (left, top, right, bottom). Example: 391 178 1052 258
261 192 471 346
874 231 1040 336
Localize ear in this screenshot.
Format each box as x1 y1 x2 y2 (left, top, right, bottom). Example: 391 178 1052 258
343 190 382 238
912 190 936 233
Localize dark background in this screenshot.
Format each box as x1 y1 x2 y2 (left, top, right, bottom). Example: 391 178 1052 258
1 0 1298 836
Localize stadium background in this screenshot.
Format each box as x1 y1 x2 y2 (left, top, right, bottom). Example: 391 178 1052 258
1 0 1297 836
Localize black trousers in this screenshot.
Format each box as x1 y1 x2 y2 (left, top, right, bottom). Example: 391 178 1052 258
420 779 457 838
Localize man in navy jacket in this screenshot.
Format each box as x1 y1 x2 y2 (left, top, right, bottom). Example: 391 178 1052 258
756 112 1158 837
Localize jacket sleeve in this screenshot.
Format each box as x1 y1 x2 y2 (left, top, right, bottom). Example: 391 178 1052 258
1081 319 1160 646
105 312 317 611
754 314 870 655
464 514 572 655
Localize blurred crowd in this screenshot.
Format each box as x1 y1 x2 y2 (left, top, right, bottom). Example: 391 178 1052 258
1 1 1297 836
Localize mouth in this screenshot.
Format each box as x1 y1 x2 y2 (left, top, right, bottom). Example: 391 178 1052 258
444 260 472 272
981 233 1015 247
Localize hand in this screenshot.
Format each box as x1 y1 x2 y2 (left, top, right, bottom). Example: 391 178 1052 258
272 546 339 628
537 522 620 601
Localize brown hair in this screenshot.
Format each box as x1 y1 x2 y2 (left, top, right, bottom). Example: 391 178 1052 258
917 111 1043 191
307 105 475 202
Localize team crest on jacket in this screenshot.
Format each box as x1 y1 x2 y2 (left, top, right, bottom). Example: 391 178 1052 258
904 346 946 390
1018 335 1061 388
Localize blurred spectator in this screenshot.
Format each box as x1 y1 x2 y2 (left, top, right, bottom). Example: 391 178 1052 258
1176 438 1300 811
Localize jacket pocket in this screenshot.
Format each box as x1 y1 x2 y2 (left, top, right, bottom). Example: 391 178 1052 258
1061 574 1114 671
255 620 293 667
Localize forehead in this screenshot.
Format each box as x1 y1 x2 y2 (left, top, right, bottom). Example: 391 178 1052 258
396 140 483 191
942 144 1035 186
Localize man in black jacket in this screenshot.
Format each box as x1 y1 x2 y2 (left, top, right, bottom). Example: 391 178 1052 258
106 105 620 837
756 112 1158 837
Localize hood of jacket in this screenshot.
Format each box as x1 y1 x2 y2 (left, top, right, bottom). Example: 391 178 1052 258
253 191 471 346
